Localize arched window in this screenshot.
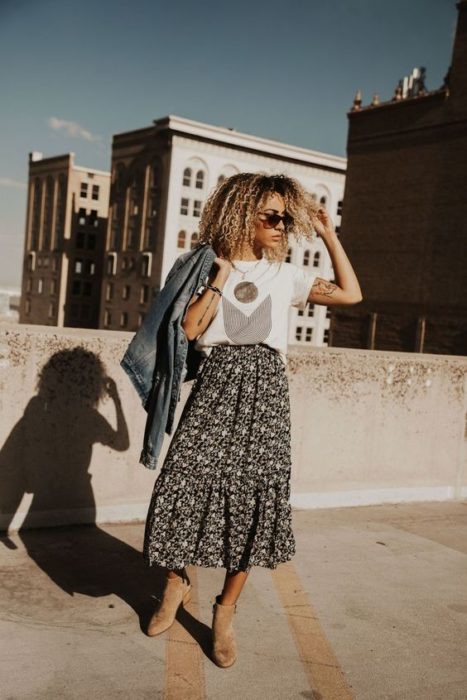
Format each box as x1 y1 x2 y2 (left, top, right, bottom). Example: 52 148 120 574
190 232 198 250
43 176 54 250
31 177 42 250
313 251 320 267
177 230 186 249
195 170 205 189
303 250 310 266
115 162 126 194
183 168 192 187
320 195 327 205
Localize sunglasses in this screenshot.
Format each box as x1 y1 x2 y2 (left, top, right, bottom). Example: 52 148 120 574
257 211 294 230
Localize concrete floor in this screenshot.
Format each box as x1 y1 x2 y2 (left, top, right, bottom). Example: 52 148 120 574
1 501 467 700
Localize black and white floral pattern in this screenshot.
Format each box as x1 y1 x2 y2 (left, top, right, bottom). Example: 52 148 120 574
143 343 296 573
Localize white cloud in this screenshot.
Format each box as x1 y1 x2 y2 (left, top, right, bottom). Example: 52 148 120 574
48 116 102 143
0 178 27 189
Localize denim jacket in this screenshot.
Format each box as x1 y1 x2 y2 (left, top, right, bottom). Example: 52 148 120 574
120 242 217 469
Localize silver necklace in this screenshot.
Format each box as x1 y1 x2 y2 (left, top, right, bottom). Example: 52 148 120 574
232 258 271 303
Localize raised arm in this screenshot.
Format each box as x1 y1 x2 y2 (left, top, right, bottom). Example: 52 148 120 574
307 207 363 306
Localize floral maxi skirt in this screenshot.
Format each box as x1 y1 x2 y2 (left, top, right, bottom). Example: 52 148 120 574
143 343 296 573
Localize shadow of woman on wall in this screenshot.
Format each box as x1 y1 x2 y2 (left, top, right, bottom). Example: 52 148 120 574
0 346 169 635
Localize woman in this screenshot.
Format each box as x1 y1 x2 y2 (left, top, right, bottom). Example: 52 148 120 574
143 172 362 667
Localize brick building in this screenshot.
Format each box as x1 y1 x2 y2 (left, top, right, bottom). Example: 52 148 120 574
332 0 467 355
19 152 110 328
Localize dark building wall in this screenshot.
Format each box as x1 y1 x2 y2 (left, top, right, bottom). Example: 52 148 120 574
332 0 467 356
98 127 171 331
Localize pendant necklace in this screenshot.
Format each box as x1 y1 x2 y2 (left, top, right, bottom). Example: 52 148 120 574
232 258 271 303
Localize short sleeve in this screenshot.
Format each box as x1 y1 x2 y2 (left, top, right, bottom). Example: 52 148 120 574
290 264 317 310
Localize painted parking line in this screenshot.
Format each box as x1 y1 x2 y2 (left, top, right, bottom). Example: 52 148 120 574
165 568 206 700
272 561 354 700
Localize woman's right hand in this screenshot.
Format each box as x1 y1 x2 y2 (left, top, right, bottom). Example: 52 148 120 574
213 256 233 278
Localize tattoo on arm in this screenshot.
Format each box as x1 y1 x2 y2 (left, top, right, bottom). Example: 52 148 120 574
312 278 338 297
197 292 216 326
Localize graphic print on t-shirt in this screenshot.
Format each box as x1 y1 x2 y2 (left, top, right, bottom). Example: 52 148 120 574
222 295 272 344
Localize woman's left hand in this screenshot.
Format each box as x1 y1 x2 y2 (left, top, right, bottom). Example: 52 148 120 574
313 207 336 240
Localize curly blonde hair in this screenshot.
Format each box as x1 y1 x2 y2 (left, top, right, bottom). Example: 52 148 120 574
198 172 322 263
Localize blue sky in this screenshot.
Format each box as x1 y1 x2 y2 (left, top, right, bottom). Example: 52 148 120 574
0 0 458 287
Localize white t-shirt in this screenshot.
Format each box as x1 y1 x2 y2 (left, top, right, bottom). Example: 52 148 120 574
194 257 317 365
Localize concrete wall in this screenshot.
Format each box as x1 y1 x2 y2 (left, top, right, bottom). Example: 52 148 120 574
1 324 465 532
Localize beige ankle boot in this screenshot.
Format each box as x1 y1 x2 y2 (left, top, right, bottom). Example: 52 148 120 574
212 595 237 668
147 575 191 637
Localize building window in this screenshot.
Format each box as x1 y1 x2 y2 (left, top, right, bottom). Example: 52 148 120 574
337 200 343 216
80 182 88 198
87 233 96 250
195 170 205 189
313 252 320 267
138 312 146 327
305 328 313 342
122 285 130 300
104 310 111 326
182 168 192 187
297 308 304 317
38 257 43 268
48 302 55 319
89 209 98 228
83 281 92 296
106 253 117 276
76 231 85 248
92 184 99 201
308 305 315 317
180 198 189 216
177 230 186 249
295 326 303 341
190 232 199 250
285 247 292 263
52 256 58 272
75 259 83 274
43 256 50 268
78 208 86 225
25 299 31 314
140 285 149 303
326 307 331 319
27 252 36 272
84 260 95 275
37 278 43 293
303 250 310 267
323 328 330 344
193 200 202 217
26 277 32 292
141 252 152 277
50 278 57 295
320 195 327 205
106 282 114 301
72 280 81 295
120 312 128 328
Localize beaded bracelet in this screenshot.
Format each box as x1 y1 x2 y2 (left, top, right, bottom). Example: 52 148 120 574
205 283 223 296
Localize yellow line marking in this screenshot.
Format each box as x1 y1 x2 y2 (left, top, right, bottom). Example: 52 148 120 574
164 568 205 700
272 561 354 700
